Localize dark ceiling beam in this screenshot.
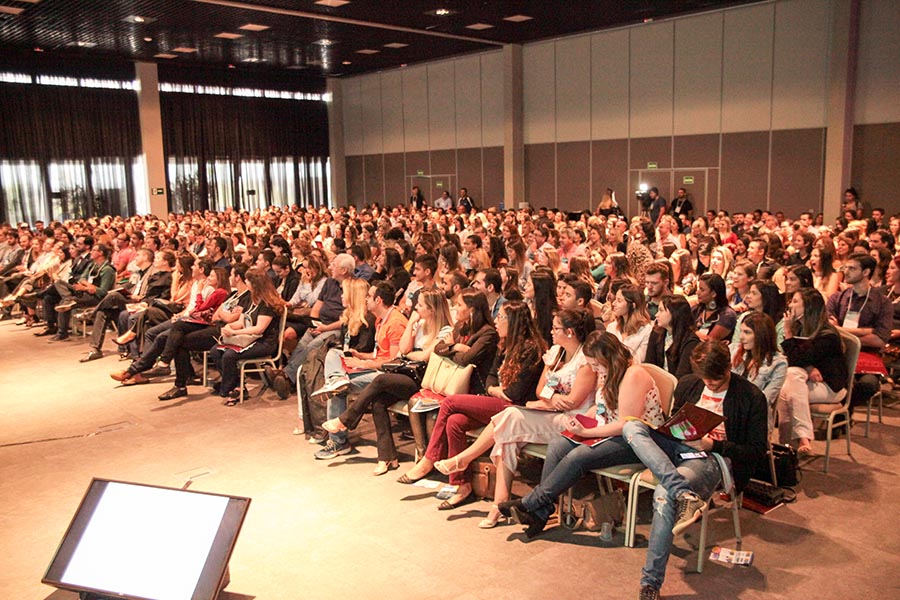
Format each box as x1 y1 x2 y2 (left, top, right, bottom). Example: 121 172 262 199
191 0 505 46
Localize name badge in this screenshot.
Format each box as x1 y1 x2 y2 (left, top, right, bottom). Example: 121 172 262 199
539 375 559 400
843 310 860 329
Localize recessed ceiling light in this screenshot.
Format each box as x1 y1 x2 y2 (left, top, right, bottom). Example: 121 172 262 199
383 43 408 49
172 47 198 53
466 23 494 30
34 47 44 53
342 61 352 65
242 57 263 63
239 23 269 31
214 32 244 40
154 53 177 59
67 41 97 48
435 8 451 16
123 15 155 24
314 39 335 46
315 0 351 6
0 7 24 15
143 37 153 42
503 15 533 23
356 49 379 55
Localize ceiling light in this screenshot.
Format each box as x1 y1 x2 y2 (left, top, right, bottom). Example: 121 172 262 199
154 53 177 59
67 41 97 48
383 43 408 49
342 61 352 65
315 0 351 6
314 39 335 46
172 47 198 53
123 15 155 24
34 47 44 52
435 9 451 16
465 23 494 30
504 15 533 23
239 23 269 31
143 37 153 42
0 7 24 15
242 57 261 63
214 32 244 40
356 49 379 55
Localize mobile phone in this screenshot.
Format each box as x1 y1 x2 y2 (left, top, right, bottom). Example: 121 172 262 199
343 350 353 357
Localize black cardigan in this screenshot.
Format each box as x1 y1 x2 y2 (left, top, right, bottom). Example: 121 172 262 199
645 328 700 379
673 374 768 492
780 330 846 394
485 344 543 405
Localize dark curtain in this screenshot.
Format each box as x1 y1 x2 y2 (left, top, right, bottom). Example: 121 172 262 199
0 83 141 222
161 92 330 212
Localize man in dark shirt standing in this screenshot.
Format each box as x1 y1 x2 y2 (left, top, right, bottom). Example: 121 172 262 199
648 187 667 226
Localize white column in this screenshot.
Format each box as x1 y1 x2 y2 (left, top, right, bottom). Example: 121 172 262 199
503 44 525 209
134 62 168 217
822 0 860 221
327 78 347 207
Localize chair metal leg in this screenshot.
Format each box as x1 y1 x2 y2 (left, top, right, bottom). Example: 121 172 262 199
202 351 209 387
824 414 834 473
731 493 742 546
697 506 710 573
625 473 642 548
239 363 246 404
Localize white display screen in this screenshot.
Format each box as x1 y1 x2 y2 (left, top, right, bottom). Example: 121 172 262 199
45 480 248 600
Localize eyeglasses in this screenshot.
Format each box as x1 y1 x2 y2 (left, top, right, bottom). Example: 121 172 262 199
551 325 565 332
495 314 507 322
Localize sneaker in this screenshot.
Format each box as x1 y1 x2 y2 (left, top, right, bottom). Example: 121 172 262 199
311 376 350 399
672 492 707 536
307 431 328 445
639 585 660 600
55 299 77 313
314 439 352 460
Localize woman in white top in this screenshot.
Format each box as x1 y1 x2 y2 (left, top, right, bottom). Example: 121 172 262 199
499 331 666 537
435 309 597 526
606 284 652 362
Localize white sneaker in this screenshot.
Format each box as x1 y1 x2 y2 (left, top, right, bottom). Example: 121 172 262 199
310 376 350 399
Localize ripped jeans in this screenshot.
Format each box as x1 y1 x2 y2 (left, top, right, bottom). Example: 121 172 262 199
622 420 722 591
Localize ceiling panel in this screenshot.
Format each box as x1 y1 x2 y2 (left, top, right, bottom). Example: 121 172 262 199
0 0 761 78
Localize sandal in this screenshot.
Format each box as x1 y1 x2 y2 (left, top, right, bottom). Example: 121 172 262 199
478 505 508 529
223 397 240 406
435 456 466 475
437 490 474 511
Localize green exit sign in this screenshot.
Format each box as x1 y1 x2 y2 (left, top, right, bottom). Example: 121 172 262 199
682 176 694 185
436 181 444 188
417 169 425 176
647 162 658 169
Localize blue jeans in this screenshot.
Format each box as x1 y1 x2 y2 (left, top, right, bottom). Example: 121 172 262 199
285 329 340 384
622 420 722 590
327 369 380 446
522 434 641 521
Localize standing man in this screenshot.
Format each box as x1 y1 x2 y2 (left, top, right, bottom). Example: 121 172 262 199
669 188 694 222
434 190 453 211
457 187 474 214
649 187 667 226
409 186 426 211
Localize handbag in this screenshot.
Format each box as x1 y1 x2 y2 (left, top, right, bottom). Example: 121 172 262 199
220 332 262 348
381 357 428 385
470 457 497 500
753 443 801 488
420 352 474 396
581 491 626 530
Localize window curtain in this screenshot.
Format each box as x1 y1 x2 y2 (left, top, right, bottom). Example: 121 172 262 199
161 92 330 212
0 83 141 223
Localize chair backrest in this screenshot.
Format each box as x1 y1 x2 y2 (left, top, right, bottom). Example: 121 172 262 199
641 362 678 417
839 329 861 404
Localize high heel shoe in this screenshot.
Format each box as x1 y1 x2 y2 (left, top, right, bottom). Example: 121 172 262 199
478 505 508 529
373 459 399 476
509 506 548 539
435 456 466 475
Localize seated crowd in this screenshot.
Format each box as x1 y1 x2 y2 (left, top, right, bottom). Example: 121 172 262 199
1 188 895 599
